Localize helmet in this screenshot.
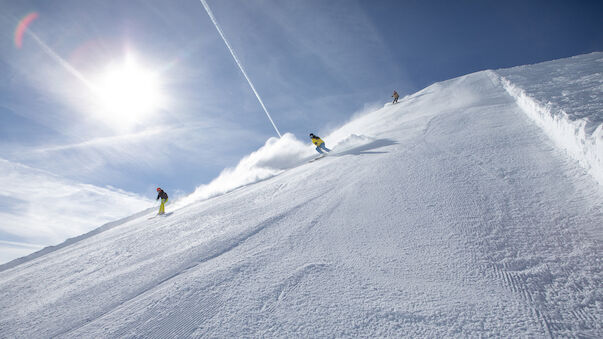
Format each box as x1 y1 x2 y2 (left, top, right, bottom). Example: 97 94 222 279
156 187 161 192
309 133 314 137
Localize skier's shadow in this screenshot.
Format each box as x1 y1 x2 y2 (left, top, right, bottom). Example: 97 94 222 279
334 138 397 156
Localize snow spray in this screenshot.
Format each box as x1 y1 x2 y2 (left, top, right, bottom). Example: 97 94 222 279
199 0 282 138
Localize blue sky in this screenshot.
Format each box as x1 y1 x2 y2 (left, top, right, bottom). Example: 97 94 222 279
0 0 602 261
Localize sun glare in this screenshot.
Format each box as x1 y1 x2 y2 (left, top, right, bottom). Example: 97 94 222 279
94 56 162 129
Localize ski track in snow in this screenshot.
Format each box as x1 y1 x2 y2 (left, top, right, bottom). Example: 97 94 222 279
0 54 601 338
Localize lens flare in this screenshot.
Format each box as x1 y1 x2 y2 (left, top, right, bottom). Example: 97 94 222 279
15 12 39 49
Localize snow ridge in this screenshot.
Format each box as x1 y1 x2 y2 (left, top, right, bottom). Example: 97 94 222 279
494 52 603 185
498 74 603 185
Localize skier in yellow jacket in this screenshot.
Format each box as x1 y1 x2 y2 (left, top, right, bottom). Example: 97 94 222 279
309 133 331 154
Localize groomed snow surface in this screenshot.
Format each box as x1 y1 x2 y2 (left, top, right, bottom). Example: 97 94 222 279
1 54 601 338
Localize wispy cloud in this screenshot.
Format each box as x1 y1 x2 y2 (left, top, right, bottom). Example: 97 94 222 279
0 158 151 264
29 126 169 153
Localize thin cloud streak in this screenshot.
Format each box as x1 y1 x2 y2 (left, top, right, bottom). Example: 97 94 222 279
29 126 169 154
0 240 44 249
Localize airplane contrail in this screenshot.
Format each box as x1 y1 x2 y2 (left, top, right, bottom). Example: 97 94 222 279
199 0 282 138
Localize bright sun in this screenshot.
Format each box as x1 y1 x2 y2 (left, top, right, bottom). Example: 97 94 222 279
94 56 162 129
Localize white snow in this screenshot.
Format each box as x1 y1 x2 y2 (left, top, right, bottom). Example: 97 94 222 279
0 53 601 338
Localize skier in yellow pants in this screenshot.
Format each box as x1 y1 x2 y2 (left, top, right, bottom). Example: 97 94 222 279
156 187 168 215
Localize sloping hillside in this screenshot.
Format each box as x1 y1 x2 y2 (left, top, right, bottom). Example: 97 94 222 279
0 56 601 338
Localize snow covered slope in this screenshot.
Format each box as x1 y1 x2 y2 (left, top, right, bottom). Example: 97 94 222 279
0 55 601 338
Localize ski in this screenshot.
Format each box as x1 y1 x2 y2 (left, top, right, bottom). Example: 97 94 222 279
309 154 327 162
148 212 173 220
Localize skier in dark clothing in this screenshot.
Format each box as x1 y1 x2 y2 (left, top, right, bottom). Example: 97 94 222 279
156 188 168 215
392 90 399 104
